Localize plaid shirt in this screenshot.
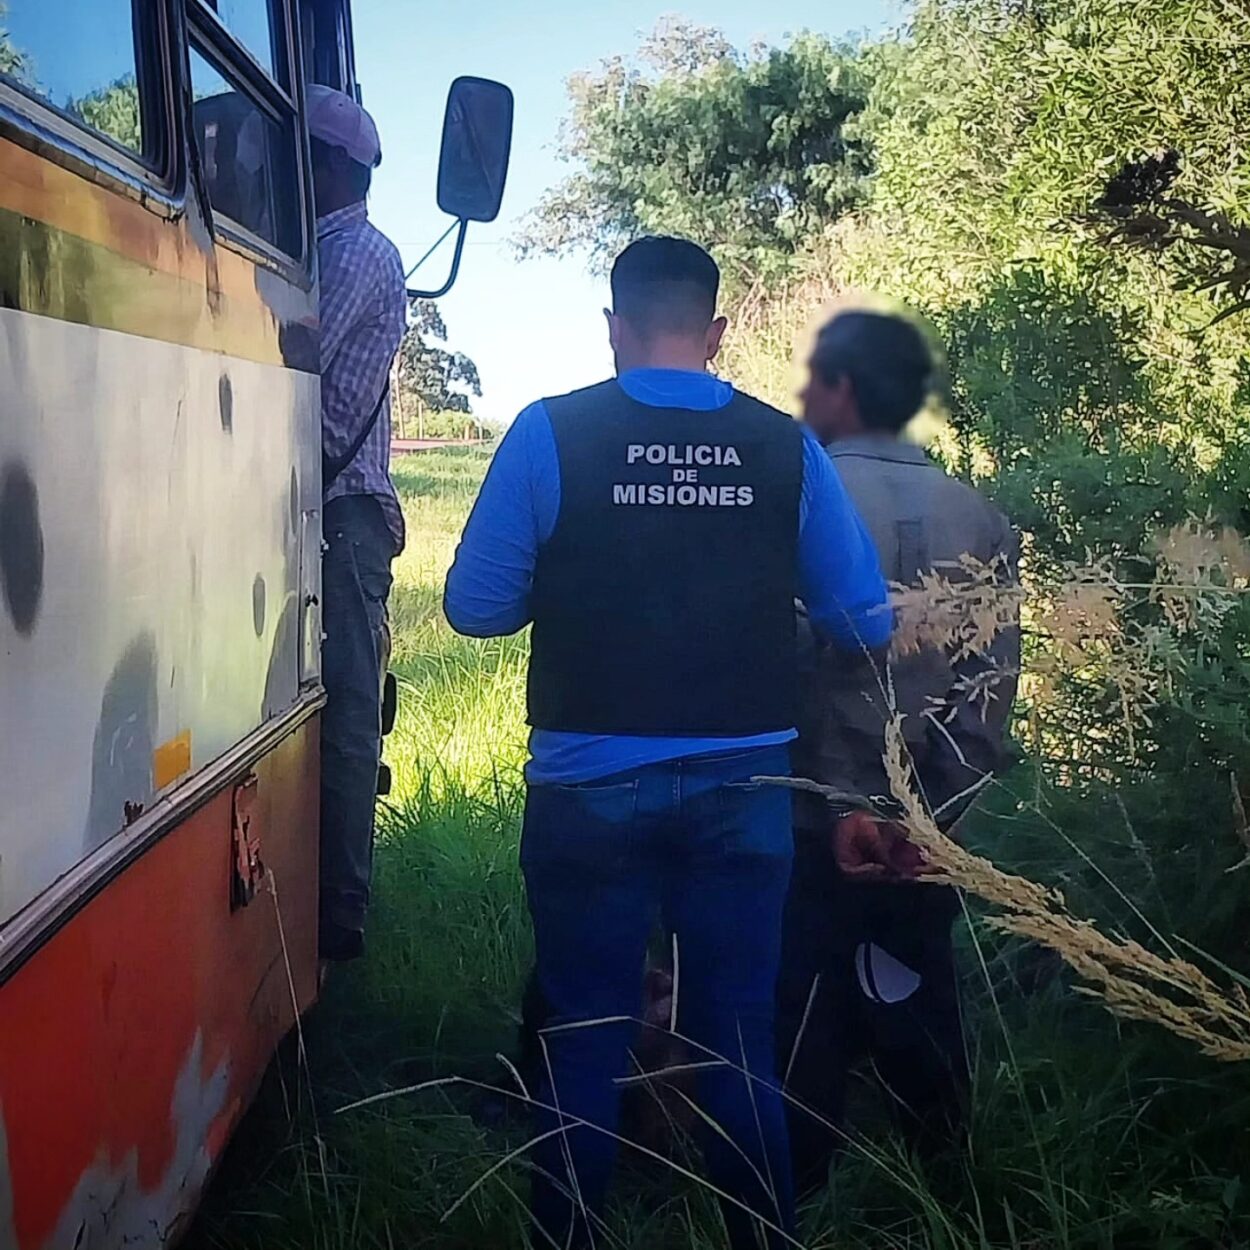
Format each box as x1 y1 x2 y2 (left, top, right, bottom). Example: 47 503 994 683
318 201 407 552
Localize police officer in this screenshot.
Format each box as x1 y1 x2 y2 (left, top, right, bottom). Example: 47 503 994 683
444 238 891 1248
778 308 1020 1189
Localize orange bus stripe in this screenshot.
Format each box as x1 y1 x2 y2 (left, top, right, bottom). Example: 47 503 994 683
0 135 277 304
0 137 318 369
153 732 193 790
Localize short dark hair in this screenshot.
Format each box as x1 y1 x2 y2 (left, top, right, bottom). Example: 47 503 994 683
610 236 720 338
811 310 934 432
310 136 372 199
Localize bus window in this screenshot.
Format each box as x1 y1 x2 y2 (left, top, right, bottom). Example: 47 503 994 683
188 33 302 258
299 0 353 95
201 0 277 77
0 0 152 158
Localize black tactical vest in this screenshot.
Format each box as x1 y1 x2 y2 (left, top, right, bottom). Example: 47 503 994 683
527 380 804 736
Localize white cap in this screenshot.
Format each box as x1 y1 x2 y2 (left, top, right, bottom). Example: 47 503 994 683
305 84 381 168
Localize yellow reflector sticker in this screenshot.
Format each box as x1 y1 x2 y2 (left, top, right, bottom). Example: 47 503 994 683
153 731 192 790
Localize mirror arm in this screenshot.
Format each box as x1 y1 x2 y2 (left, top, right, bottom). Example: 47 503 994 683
406 219 470 301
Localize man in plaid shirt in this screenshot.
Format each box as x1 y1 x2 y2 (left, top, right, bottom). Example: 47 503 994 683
307 85 406 962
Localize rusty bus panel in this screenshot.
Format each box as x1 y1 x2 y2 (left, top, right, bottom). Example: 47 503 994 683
0 0 352 1243
0 718 319 1250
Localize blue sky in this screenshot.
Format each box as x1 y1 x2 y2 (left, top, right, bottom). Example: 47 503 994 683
354 0 895 421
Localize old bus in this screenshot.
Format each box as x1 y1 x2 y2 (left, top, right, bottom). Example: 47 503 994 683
0 2 510 1244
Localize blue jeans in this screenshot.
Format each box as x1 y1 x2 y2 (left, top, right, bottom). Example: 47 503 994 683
521 744 796 1248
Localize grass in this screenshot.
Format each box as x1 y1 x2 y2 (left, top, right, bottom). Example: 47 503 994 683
187 448 1250 1250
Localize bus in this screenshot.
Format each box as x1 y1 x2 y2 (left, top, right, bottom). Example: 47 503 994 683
0 3 510 1245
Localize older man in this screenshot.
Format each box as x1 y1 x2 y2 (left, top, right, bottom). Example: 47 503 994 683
308 85 406 962
780 308 1020 1188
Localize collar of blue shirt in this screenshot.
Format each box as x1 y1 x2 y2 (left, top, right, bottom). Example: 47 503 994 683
316 200 368 240
615 367 734 412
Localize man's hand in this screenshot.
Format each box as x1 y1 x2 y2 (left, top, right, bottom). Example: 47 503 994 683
832 810 930 882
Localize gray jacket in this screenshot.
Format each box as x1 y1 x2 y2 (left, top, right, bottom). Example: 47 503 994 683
793 435 1020 829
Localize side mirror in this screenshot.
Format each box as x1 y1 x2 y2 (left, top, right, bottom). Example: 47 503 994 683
407 76 514 301
437 76 514 223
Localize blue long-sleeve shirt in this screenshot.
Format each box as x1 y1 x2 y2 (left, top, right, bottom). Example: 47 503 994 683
445 368 891 783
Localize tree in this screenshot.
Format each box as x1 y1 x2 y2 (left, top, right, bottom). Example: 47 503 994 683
515 17 872 291
71 74 142 153
841 0 1250 486
1094 148 1250 324
1 6 140 153
0 3 28 81
395 299 481 417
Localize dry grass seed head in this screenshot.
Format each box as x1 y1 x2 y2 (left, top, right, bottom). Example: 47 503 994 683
877 717 1250 1062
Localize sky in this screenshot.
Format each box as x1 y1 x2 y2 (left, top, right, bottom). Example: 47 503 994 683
353 0 895 422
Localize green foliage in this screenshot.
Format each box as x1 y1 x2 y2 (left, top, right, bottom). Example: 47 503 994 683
827 0 1250 794
856 0 1250 275
0 0 142 155
397 299 482 416
939 267 1199 569
1093 150 1250 322
515 16 872 291
70 74 142 153
0 6 26 82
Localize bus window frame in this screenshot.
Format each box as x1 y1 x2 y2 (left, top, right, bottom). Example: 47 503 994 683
186 0 313 286
300 0 357 99
0 0 181 217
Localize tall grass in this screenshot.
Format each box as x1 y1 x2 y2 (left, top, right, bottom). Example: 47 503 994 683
188 448 1250 1250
